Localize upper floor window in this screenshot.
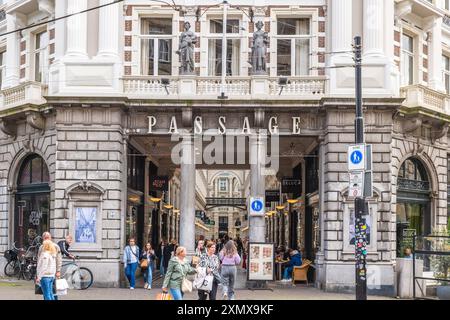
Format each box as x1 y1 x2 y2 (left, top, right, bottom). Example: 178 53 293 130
276 18 311 76
443 55 450 94
0 50 5 89
444 0 449 11
218 178 228 192
140 18 173 76
34 31 48 83
401 34 414 86
208 18 241 76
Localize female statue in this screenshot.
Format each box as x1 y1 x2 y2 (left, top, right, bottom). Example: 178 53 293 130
177 21 197 75
251 21 269 75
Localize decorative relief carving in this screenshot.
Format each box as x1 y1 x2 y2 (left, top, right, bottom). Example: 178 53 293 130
0 119 17 138
26 111 45 133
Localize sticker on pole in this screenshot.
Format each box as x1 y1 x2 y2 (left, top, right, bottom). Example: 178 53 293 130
249 197 265 216
348 171 364 199
348 145 366 171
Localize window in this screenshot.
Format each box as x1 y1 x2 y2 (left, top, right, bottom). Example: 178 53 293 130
276 18 311 76
218 178 228 192
0 50 4 89
140 18 173 76
208 18 241 76
443 55 450 94
401 34 414 86
444 0 449 11
34 31 48 83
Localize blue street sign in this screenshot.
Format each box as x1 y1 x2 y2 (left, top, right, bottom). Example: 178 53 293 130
249 197 265 216
251 199 263 212
350 150 363 165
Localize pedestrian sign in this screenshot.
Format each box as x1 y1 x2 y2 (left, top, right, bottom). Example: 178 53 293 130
348 145 366 171
249 197 265 216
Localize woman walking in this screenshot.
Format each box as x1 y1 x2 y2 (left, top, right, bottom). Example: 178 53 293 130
198 241 224 300
36 240 57 300
141 243 156 289
219 240 241 300
123 237 140 290
162 246 197 300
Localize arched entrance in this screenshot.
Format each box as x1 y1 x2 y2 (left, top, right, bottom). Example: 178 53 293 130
396 157 432 257
14 154 50 248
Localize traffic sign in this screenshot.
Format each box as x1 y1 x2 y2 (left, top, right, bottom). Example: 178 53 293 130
249 197 265 216
348 171 364 199
348 145 366 171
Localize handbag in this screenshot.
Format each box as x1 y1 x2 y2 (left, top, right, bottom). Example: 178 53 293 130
193 267 214 292
140 259 148 269
177 260 193 293
55 279 69 296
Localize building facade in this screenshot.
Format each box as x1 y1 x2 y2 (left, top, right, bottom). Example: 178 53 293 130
0 0 449 294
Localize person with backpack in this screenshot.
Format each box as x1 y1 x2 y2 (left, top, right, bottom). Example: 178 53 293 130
123 237 140 290
219 240 241 300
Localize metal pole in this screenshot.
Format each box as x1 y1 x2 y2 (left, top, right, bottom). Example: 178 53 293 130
412 232 416 299
354 36 367 300
220 0 228 97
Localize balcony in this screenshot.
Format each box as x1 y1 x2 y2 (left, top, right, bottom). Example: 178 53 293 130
122 76 327 100
0 81 48 112
400 84 450 113
395 0 443 19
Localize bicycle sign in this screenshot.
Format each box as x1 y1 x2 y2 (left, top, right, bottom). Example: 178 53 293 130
249 197 264 216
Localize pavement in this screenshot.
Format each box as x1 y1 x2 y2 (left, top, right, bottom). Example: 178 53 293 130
0 271 397 300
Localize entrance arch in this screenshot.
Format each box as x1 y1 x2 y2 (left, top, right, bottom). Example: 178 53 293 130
13 154 50 248
396 157 432 257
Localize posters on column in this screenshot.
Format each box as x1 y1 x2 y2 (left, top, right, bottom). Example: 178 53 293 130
247 243 275 281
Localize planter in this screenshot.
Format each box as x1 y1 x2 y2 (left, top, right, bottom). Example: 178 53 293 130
436 286 450 300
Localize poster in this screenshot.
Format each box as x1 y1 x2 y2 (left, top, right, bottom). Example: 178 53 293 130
75 207 97 244
349 209 371 245
247 243 275 281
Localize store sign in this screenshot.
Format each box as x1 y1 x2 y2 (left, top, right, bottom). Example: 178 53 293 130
265 190 280 206
281 178 301 193
247 242 275 281
150 176 169 192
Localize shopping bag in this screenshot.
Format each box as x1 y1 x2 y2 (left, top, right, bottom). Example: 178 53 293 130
193 271 214 292
55 278 69 296
157 292 173 300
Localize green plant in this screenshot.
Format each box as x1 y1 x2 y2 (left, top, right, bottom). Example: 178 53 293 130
428 226 450 286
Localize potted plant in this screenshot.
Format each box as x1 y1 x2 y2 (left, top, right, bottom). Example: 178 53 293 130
429 227 450 300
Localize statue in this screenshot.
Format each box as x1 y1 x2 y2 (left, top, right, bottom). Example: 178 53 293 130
176 21 197 75
250 21 269 75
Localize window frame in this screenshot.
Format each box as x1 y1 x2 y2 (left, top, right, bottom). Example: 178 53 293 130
401 33 415 86
443 54 450 94
139 17 175 76
33 29 49 84
205 14 244 77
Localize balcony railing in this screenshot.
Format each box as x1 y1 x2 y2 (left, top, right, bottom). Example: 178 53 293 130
400 84 450 113
122 75 327 99
0 81 48 111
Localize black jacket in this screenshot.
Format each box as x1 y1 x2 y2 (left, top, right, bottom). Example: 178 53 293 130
57 240 71 258
156 243 172 269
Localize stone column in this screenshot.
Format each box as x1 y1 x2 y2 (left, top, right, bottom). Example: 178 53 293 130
249 134 266 243
330 0 353 57
4 14 21 88
428 17 444 91
179 134 196 254
66 0 88 57
363 0 385 57
97 0 120 57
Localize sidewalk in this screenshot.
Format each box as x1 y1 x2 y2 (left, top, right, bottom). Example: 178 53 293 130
0 277 396 300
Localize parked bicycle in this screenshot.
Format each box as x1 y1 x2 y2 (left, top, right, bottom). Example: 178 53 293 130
3 242 38 280
61 257 93 290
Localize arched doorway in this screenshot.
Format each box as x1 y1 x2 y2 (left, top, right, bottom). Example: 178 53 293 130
14 154 50 248
396 157 432 257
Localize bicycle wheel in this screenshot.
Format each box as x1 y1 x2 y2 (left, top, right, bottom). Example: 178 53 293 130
71 267 93 290
4 260 20 277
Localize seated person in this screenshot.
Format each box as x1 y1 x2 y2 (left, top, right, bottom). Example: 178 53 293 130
281 250 302 281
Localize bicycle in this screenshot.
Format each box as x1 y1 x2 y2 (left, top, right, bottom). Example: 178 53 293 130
4 243 37 280
61 257 93 290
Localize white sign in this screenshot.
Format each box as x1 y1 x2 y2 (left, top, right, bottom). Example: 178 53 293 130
348 171 364 199
348 145 366 171
249 197 265 216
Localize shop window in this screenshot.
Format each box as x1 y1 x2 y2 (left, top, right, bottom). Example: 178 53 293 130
401 34 414 86
276 18 310 76
140 18 173 76
34 31 49 83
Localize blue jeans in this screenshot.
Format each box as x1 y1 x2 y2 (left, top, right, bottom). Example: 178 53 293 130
170 288 183 300
160 259 165 277
283 266 293 280
143 266 153 287
40 277 55 300
125 262 138 288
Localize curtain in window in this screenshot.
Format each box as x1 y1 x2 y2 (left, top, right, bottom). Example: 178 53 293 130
141 22 150 75
296 19 310 76
231 39 240 76
208 39 217 76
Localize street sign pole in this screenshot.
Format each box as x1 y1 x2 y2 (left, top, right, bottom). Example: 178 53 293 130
354 36 367 300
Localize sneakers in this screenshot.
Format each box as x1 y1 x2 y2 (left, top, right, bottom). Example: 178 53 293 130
130 287 135 290
144 283 148 289
223 292 228 300
147 286 152 290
